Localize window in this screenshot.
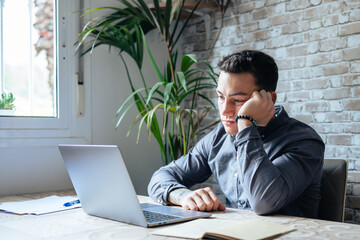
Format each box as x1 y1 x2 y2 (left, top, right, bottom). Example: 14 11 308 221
0 0 89 146
0 0 56 117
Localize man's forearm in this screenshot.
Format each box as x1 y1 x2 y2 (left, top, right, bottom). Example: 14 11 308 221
168 188 192 205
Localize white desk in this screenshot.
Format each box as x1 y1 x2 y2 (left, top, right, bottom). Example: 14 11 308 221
1 191 359 240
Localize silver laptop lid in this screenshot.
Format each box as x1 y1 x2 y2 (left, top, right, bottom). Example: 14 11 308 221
59 144 148 227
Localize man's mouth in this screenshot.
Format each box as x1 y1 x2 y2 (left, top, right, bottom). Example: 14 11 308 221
222 119 235 125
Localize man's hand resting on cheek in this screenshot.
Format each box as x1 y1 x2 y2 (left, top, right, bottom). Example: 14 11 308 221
238 90 276 128
168 187 226 212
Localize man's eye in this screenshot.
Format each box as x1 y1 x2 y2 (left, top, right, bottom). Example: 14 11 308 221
218 95 224 100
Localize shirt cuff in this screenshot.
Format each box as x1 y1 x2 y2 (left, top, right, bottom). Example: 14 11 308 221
234 126 261 149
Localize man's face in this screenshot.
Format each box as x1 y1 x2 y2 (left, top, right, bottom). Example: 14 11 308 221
216 71 259 136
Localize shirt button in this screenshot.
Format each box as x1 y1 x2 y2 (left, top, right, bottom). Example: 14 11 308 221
261 135 265 138
234 173 238 177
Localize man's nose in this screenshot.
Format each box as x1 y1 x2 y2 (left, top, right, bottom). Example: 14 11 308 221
221 100 234 116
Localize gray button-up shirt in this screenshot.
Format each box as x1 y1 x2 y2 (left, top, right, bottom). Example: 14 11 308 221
148 106 325 218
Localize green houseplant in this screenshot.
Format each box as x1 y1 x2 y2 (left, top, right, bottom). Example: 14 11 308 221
0 92 15 110
77 0 219 165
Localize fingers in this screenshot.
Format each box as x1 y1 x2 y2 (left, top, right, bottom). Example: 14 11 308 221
240 90 275 127
254 90 272 102
181 187 226 212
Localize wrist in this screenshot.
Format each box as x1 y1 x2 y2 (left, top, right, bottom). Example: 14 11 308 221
168 188 191 205
235 115 257 126
237 118 253 131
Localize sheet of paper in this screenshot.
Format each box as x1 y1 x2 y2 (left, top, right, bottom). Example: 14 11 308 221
0 195 81 215
151 218 296 240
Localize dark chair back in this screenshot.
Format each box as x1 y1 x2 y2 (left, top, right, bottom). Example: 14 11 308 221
318 159 347 222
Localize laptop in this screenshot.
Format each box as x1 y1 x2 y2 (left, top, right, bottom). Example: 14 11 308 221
58 144 211 227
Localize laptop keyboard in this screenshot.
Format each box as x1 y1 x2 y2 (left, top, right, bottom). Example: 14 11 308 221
143 210 180 223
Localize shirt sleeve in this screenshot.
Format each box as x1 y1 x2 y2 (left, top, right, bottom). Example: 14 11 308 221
147 128 216 205
234 126 324 215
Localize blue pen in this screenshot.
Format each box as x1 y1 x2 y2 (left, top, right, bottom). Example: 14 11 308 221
63 199 80 207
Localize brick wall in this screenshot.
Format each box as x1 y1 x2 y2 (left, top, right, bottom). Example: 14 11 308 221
182 0 360 223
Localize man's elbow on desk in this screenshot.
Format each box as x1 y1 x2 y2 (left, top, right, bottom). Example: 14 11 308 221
248 196 283 216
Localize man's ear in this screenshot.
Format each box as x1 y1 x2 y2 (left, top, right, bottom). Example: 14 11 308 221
271 92 277 104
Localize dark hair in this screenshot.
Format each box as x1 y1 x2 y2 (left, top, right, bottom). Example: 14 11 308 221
217 50 278 91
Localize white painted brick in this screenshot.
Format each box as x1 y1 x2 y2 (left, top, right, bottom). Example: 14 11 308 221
240 22 259 33
305 101 330 112
303 26 338 42
292 80 304 90
310 19 322 29
294 57 306 68
329 100 344 112
306 53 330 66
339 12 350 24
350 9 360 21
323 14 340 27
313 123 345 133
354 185 360 196
242 33 254 43
313 112 327 122
352 112 360 121
276 92 286 102
351 60 360 73
255 41 265 49
320 38 347 52
270 27 282 38
215 40 222 48
311 90 324 100
310 66 324 77
310 0 321 6
286 0 310 11
239 12 253 23
323 87 352 100
354 135 360 146
348 35 360 48
289 102 304 112
259 19 270 29
291 68 311 79
330 76 344 88
328 1 345 14
325 145 349 158
343 75 360 86
267 35 293 48
254 0 265 9
292 113 313 123
274 47 287 59
277 59 294 70
331 50 343 63
293 34 303 44
350 146 360 159
304 5 324 20
273 3 286 14
278 71 287 82
356 169 360 181
288 91 310 102
348 159 357 170
348 171 360 183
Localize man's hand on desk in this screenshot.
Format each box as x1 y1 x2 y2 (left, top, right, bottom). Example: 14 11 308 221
168 187 226 212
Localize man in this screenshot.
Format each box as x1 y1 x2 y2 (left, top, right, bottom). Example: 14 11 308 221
148 50 325 218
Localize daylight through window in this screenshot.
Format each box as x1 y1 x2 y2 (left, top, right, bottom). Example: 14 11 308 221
0 0 56 117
